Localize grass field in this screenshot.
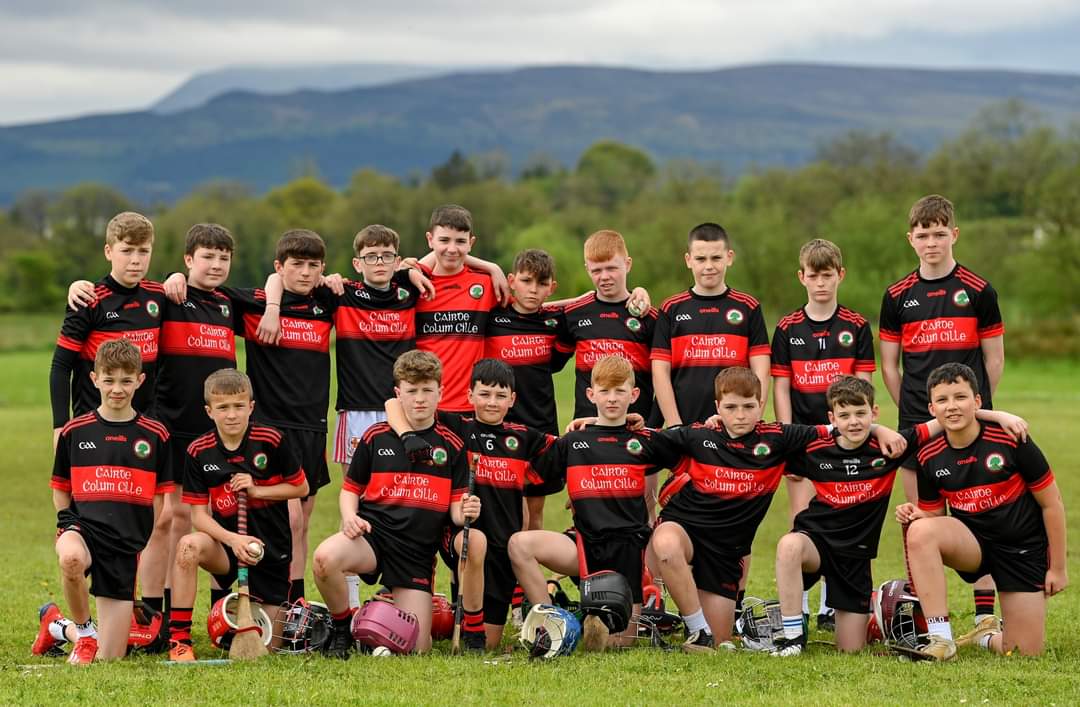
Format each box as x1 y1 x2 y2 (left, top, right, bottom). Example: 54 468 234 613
2 346 1078 705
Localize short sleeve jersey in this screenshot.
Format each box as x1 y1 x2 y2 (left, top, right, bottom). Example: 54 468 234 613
415 265 498 412
879 265 1003 423
333 273 419 412
183 424 305 565
343 422 469 551
771 305 876 424
651 288 770 424
52 276 166 427
155 286 242 436
916 422 1053 549
791 424 930 558
655 421 829 556
228 287 336 432
50 411 173 554
483 305 573 434
557 293 659 420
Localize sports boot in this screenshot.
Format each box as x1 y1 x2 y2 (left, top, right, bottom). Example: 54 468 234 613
68 636 98 665
168 640 196 662
917 635 957 662
32 602 65 656
770 634 806 657
956 615 1001 648
322 621 353 660
681 629 715 654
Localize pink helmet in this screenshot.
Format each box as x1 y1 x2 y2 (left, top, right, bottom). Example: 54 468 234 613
350 599 420 654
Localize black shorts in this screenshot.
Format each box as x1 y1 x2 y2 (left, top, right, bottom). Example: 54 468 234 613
212 547 291 606
361 526 436 594
660 518 743 601
524 475 565 498
282 427 330 494
441 528 517 626
565 529 647 603
799 532 873 614
57 510 139 601
956 539 1047 593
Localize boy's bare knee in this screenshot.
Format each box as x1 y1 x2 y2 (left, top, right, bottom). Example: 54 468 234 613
312 549 334 579
905 519 935 552
175 536 200 569
776 533 803 561
59 551 86 577
650 531 682 565
507 533 529 563
467 529 487 556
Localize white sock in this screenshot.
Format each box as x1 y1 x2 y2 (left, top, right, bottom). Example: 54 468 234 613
683 609 710 634
818 583 830 614
345 574 361 609
75 618 96 639
49 618 73 643
926 616 953 641
801 591 810 615
782 614 804 640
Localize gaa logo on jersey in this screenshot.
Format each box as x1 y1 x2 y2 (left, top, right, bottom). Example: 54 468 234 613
726 309 744 325
432 446 449 465
505 436 519 451
625 317 642 333
469 284 485 299
953 290 971 308
837 330 854 348
253 452 268 470
146 301 160 318
220 304 231 319
626 438 643 455
871 457 886 469
133 438 152 459
753 442 771 457
985 453 1006 472
397 288 410 301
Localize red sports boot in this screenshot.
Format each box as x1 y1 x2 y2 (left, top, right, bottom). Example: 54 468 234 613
68 636 98 665
31 602 65 656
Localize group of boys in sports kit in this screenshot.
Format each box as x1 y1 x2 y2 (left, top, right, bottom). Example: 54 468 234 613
34 195 1066 664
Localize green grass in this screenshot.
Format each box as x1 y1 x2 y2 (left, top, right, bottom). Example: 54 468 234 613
3 349 1078 704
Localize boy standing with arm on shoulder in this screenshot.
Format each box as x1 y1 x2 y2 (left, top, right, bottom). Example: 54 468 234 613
880 195 1005 627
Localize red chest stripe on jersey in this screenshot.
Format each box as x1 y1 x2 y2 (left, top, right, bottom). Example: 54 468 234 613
687 459 785 499
942 475 1025 514
335 307 415 341
243 314 331 352
566 464 647 499
789 358 855 393
899 317 979 353
159 321 236 358
363 471 452 511
575 340 650 371
84 329 159 362
486 334 555 366
471 453 530 490
669 334 748 368
70 466 157 506
813 473 895 508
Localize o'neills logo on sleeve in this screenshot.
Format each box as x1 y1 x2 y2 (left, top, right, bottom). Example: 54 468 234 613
566 464 646 499
70 466 157 505
363 471 452 511
687 460 783 499
160 321 236 358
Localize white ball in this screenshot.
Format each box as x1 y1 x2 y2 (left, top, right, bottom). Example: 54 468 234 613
247 541 264 563
372 646 392 657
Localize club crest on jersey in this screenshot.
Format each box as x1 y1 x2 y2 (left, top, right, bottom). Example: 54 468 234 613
505 436 519 451
837 330 854 347
871 457 886 469
626 438 643 455
220 304 230 319
146 301 160 318
397 288 410 301
545 318 558 328
985 453 1006 472
753 442 771 457
253 452 268 470
469 284 484 299
625 317 642 333
133 438 152 459
726 309 744 325
312 306 324 316
953 290 970 307
432 447 448 465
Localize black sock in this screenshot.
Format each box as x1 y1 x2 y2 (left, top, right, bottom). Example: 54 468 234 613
210 587 230 611
163 588 172 614
973 589 996 619
735 589 746 613
463 608 484 634
169 607 193 644
142 596 163 613
289 579 305 602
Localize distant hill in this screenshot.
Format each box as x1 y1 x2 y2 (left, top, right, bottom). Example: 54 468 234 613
3 63 1080 204
151 63 469 113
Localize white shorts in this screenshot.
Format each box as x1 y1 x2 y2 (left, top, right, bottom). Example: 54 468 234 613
333 410 387 464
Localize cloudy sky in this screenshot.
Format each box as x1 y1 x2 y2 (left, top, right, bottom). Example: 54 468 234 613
3 0 1079 125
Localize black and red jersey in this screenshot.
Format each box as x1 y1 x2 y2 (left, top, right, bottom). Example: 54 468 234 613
916 422 1053 549
654 421 828 556
534 425 662 544
651 288 770 424
771 305 876 424
484 305 572 434
791 425 929 558
879 264 1003 422
343 421 469 551
557 293 658 420
50 275 166 427
182 423 305 565
438 412 556 548
50 411 173 554
155 286 242 436
228 286 336 432
333 273 419 412
415 265 498 412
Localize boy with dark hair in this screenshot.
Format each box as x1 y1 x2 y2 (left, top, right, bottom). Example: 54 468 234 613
771 238 875 627
312 351 476 657
897 363 1066 660
166 368 308 661
880 194 1005 626
36 339 173 664
387 358 557 649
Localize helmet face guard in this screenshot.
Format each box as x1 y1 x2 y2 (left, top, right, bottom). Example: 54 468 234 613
273 599 332 654
350 599 420 654
737 597 784 651
520 604 581 658
873 579 928 650
579 571 633 634
207 593 273 649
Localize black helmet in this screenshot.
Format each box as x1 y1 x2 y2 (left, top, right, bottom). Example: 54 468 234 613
579 571 633 633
